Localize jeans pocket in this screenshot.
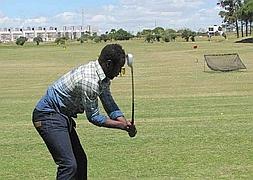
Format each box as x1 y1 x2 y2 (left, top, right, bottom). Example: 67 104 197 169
32 120 49 138
32 109 69 135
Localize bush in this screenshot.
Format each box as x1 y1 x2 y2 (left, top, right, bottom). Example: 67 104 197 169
33 37 43 45
16 37 28 46
145 33 155 43
181 29 196 42
222 32 227 39
113 29 133 40
93 36 101 43
100 34 109 42
170 33 177 41
162 35 170 42
181 29 192 42
55 37 68 45
77 34 89 43
162 32 177 42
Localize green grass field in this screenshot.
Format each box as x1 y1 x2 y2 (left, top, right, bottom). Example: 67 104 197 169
0 38 252 179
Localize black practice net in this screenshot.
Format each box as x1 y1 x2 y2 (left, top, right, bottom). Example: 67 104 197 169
204 53 247 72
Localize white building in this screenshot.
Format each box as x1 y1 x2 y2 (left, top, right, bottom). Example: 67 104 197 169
0 25 96 43
207 25 223 36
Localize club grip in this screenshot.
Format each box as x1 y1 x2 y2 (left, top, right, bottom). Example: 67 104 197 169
128 124 137 138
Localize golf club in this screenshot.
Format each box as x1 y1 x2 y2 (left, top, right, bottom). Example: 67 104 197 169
126 54 134 125
126 54 137 138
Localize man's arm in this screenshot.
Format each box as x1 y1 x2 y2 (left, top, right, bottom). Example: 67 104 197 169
85 98 137 136
84 92 131 131
84 81 136 136
86 106 132 132
99 82 123 120
102 116 131 131
99 81 137 136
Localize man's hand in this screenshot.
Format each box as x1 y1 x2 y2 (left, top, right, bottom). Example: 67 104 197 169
127 124 137 138
116 117 137 137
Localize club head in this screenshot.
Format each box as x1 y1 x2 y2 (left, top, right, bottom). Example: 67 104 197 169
126 54 133 68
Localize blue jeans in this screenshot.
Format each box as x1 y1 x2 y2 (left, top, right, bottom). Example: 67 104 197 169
32 109 87 180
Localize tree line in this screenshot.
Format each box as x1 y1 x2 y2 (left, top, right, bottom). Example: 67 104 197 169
15 27 199 46
218 0 253 38
77 27 198 43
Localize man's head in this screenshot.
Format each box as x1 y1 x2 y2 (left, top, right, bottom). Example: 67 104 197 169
98 44 126 80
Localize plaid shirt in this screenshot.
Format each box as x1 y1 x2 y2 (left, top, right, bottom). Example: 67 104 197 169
35 60 123 126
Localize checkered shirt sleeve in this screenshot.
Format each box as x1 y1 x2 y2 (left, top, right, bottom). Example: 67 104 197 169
52 60 123 126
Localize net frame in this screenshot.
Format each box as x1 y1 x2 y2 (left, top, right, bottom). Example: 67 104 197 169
203 53 247 72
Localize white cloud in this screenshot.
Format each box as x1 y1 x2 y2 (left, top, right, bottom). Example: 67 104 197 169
0 16 9 24
0 16 21 27
54 12 78 21
0 11 4 18
112 0 221 31
93 0 215 32
50 12 81 26
90 15 116 23
0 15 48 28
24 17 47 25
119 0 203 11
90 15 107 22
103 5 115 12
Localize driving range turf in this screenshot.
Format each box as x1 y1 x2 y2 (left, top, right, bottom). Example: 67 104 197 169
0 38 252 179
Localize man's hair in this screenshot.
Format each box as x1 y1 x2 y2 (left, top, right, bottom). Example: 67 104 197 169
98 44 125 65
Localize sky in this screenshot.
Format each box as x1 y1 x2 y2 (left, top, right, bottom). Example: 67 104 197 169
0 0 223 33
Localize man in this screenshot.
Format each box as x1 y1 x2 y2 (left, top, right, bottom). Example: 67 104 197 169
32 44 137 180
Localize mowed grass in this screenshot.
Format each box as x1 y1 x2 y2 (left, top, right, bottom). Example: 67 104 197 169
0 39 252 179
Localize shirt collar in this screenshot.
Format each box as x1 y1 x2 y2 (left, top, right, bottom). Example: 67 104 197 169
95 60 106 81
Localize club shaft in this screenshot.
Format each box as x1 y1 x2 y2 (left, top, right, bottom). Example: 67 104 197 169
131 67 134 125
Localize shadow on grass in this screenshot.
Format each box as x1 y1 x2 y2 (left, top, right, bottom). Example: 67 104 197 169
235 38 253 43
203 70 248 74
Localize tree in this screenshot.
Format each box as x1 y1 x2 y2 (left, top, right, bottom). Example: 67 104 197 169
170 33 177 41
181 29 193 42
77 34 89 43
108 29 116 40
100 34 109 42
137 29 154 42
77 37 84 43
218 0 243 38
137 29 152 39
241 0 253 35
137 28 177 43
190 31 197 42
33 36 43 45
232 0 253 37
136 32 142 39
55 37 68 45
152 27 164 42
113 29 133 40
93 36 101 43
145 33 155 43
16 36 28 46
162 29 177 42
162 31 171 42
179 29 196 42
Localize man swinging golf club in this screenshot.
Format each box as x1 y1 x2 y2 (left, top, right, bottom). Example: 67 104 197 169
32 44 137 180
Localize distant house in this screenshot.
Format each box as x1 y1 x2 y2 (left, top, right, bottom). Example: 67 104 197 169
207 25 223 36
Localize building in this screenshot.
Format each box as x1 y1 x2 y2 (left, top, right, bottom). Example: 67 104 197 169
207 25 223 36
0 25 95 43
